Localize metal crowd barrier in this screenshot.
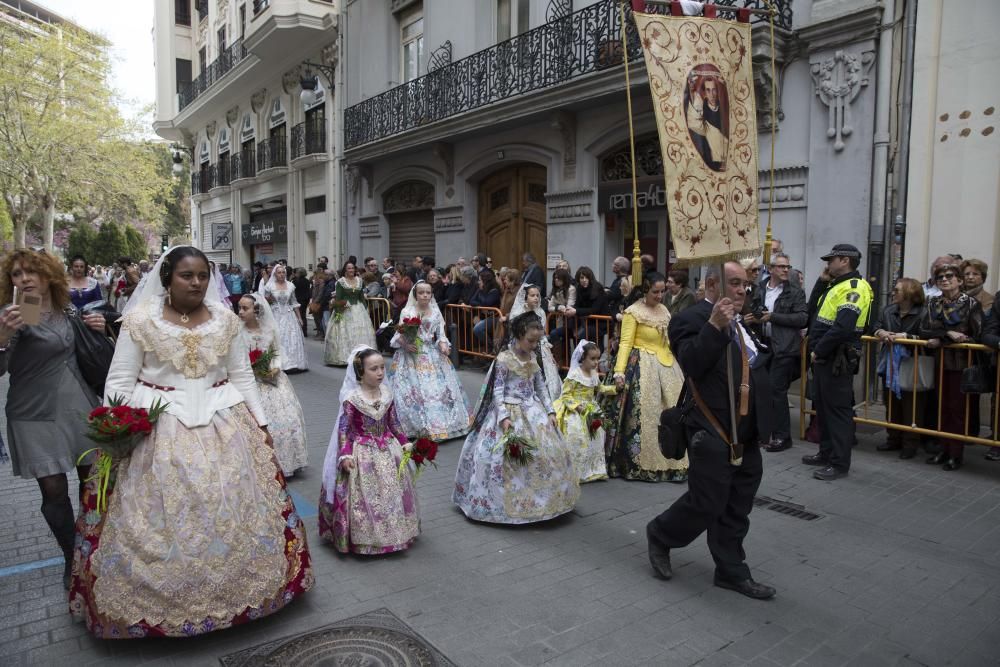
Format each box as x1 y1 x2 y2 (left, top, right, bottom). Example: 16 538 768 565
799 335 1000 447
445 304 505 360
365 297 393 331
545 312 615 370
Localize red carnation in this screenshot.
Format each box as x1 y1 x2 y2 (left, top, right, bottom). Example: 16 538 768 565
249 348 263 365
89 406 110 419
412 451 425 464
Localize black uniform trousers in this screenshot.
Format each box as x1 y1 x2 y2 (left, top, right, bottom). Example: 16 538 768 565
647 430 763 583
813 361 855 471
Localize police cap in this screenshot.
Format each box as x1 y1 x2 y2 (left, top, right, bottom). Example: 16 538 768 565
820 244 862 261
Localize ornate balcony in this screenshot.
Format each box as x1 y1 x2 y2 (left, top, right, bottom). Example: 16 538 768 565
179 39 250 111
344 0 791 150
257 136 288 174
230 147 258 184
291 118 327 163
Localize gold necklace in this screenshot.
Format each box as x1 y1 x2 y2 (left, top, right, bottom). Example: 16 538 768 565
172 303 198 324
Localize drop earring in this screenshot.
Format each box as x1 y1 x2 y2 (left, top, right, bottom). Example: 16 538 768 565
166 290 173 307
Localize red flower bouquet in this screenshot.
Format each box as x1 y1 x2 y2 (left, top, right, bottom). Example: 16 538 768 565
249 347 278 385
331 299 349 323
497 430 537 466
395 316 423 353
397 437 439 479
78 396 169 511
586 409 608 438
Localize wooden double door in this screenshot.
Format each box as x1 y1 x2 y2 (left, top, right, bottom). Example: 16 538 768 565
478 165 547 272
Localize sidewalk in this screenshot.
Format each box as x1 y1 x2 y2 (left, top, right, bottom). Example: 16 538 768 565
1 340 998 666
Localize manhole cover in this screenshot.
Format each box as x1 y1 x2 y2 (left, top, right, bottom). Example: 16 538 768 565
219 608 456 667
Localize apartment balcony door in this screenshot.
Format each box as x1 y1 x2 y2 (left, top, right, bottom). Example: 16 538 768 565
477 164 547 272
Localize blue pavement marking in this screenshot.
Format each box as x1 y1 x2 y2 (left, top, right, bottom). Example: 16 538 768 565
288 488 317 518
0 556 64 579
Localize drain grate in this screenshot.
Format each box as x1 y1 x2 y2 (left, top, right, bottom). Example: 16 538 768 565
754 495 822 521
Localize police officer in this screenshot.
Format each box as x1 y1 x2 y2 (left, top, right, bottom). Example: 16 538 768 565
803 244 873 480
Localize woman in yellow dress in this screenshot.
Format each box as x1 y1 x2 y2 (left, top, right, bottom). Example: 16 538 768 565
605 273 687 482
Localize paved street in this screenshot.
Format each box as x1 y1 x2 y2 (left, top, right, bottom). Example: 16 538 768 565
1 337 999 666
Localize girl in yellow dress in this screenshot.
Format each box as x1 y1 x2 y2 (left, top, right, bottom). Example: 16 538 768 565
553 341 616 483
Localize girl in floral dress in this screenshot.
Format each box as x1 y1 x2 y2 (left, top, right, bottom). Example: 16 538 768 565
262 264 308 372
507 283 562 403
237 293 309 477
453 313 580 524
389 282 471 440
553 340 616 483
324 262 376 366
318 346 420 554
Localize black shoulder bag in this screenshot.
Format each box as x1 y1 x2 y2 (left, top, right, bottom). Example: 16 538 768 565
68 310 117 396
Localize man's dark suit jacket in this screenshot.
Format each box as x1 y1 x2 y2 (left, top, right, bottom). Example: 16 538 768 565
668 299 773 445
523 264 545 298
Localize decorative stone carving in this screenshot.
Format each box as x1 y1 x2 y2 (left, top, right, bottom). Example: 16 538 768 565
206 120 217 139
432 143 454 186
810 49 875 151
600 136 662 181
545 189 594 224
429 41 452 72
282 66 303 94
251 88 267 113
383 181 435 213
757 165 808 210
359 215 381 238
359 165 373 200
226 106 239 128
321 39 340 71
551 111 577 181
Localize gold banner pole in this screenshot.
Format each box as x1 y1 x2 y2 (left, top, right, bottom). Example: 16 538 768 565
620 2 642 287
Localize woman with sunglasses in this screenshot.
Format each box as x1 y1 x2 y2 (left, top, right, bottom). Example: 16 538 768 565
919 264 984 471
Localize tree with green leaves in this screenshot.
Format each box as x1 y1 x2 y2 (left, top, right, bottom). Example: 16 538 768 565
0 13 173 251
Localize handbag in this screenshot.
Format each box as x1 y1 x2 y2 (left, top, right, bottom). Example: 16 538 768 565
658 384 689 461
308 301 321 314
69 312 116 396
960 365 989 394
897 355 935 392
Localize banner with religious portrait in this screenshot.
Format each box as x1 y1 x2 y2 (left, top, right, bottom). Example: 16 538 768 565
633 12 761 264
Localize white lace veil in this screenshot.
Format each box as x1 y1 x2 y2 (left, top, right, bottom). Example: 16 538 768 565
211 263 230 303
567 339 598 386
241 292 281 356
400 280 441 321
262 263 290 297
322 344 376 502
121 246 224 317
509 282 546 323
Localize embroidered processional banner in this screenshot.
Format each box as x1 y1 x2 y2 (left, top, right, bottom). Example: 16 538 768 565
633 12 761 264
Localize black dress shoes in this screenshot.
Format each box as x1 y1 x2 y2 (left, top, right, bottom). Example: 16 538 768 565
926 452 948 465
801 453 828 466
764 438 793 452
646 526 673 580
942 458 962 471
986 448 1000 461
714 576 776 600
813 465 848 481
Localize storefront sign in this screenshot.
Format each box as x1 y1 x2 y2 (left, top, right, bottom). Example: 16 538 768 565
242 218 287 245
597 177 668 213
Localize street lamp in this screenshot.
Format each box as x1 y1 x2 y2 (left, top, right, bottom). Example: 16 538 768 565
298 60 335 107
170 143 190 177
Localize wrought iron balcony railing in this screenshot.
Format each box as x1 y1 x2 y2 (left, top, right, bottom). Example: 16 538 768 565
257 136 288 172
191 171 206 195
230 148 257 180
345 0 790 149
179 38 249 111
214 159 231 187
291 119 326 160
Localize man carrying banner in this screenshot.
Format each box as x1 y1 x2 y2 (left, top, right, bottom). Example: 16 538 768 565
647 261 776 600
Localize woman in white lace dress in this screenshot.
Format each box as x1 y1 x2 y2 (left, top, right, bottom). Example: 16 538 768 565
263 265 307 372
